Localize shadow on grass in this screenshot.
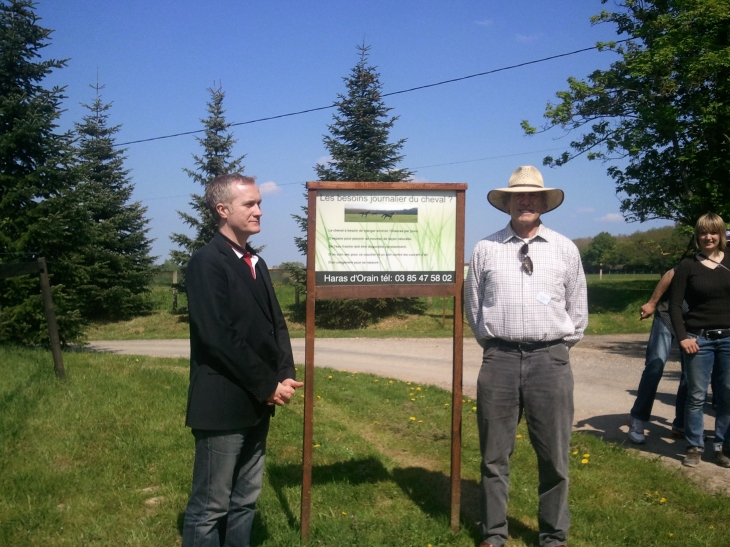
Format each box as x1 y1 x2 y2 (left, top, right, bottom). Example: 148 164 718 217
574 409 719 465
267 457 541 545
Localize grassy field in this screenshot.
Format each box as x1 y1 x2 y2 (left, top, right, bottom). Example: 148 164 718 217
1 346 728 546
86 274 660 340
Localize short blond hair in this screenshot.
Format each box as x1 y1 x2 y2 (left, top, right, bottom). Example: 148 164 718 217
205 173 256 221
694 212 727 251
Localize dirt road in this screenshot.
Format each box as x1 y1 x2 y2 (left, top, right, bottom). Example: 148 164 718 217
88 334 730 494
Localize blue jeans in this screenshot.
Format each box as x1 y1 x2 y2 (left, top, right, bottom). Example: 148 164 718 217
182 416 270 547
477 342 573 547
630 316 687 428
684 336 730 451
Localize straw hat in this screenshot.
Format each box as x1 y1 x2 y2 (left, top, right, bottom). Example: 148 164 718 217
487 166 564 214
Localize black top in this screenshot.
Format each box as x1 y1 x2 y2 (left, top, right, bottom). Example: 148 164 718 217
669 253 730 340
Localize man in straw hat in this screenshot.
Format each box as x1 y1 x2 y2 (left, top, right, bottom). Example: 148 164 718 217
465 166 588 547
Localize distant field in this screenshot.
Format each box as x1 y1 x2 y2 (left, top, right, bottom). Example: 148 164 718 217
344 213 418 223
86 273 661 340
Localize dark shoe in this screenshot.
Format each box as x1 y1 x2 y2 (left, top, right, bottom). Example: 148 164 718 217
671 425 685 439
683 446 701 467
715 448 730 468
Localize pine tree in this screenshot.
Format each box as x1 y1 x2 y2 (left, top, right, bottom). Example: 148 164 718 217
315 43 412 184
74 81 155 320
0 0 89 345
170 85 245 276
289 44 423 329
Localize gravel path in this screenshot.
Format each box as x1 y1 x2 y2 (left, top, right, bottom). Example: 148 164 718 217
88 334 730 494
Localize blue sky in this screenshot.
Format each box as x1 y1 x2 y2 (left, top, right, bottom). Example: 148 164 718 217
37 0 672 266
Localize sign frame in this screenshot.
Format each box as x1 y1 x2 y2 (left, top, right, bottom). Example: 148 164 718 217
300 181 467 540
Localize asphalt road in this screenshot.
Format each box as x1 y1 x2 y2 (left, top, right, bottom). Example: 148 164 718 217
87 334 730 493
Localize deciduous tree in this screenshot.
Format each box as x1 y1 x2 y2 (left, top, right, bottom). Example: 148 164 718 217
523 0 730 225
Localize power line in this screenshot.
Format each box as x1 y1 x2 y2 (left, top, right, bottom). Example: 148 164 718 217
116 40 629 147
136 146 576 202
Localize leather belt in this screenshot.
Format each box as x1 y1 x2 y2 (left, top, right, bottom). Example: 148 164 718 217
689 328 730 340
492 339 564 352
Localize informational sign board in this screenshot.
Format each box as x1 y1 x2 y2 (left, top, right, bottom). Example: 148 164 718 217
314 189 457 286
300 181 467 541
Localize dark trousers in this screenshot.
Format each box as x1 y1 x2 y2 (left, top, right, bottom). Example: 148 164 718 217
476 342 574 547
182 416 270 547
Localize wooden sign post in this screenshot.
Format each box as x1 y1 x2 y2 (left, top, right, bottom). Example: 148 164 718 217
300 182 467 540
0 257 65 378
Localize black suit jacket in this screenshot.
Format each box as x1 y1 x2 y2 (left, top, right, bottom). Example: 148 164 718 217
185 232 296 430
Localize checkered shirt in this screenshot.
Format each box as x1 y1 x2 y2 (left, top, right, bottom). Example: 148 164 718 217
465 222 588 347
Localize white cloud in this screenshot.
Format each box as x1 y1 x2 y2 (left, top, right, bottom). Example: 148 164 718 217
516 33 541 43
259 181 280 195
475 19 493 27
596 213 624 223
316 155 333 166
575 207 595 214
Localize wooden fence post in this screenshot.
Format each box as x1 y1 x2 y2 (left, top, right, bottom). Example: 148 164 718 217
172 270 179 314
37 258 65 379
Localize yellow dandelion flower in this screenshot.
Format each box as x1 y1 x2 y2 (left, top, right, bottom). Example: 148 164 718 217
581 459 589 464
516 434 522 439
445 403 449 407
710 525 714 529
472 406 477 411
583 453 590 458
316 395 321 399
389 380 393 384
660 498 666 504
669 533 674 537
418 420 423 423
313 444 320 448
300 394 304 398
328 375 332 379
573 450 578 455
374 379 379 383
135 359 139 362
411 398 416 401
416 387 421 391
410 416 416 421
407 382 412 385
342 511 347 515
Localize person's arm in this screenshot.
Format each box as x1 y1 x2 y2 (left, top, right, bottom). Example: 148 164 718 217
668 260 698 353
639 269 674 319
564 245 588 345
464 245 485 345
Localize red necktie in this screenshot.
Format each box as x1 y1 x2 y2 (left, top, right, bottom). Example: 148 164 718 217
243 251 256 279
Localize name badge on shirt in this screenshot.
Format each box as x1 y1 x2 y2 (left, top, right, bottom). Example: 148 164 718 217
536 292 552 306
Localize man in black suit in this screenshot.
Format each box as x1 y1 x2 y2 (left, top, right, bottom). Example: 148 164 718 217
182 173 302 547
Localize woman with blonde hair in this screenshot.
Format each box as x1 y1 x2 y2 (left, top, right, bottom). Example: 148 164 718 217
670 212 730 467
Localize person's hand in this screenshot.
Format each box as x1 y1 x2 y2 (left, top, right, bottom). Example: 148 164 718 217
282 378 304 390
680 338 700 354
266 382 296 406
639 302 655 320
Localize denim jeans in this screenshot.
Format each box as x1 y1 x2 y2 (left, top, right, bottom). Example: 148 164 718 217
684 335 730 451
630 315 687 428
476 342 573 547
182 416 270 547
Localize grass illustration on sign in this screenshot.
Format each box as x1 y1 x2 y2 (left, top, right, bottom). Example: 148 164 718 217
344 208 418 223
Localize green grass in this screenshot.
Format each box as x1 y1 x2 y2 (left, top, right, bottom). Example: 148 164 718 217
88 274 661 340
1 346 728 546
585 274 657 335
